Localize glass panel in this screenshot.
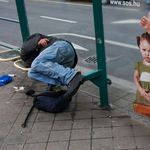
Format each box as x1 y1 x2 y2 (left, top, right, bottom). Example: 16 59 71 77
25 0 97 73
102 0 150 116
0 0 22 47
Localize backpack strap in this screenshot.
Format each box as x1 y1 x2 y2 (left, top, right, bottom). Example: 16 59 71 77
37 90 66 98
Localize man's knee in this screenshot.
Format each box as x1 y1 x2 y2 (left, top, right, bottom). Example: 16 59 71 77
31 61 39 71
28 69 35 79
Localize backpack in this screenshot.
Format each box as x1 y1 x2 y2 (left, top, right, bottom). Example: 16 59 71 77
33 90 71 113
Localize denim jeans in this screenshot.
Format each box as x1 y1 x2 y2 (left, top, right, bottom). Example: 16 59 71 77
28 41 77 86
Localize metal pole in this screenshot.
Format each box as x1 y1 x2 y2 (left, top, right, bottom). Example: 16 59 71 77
0 17 19 23
15 0 30 42
92 0 109 107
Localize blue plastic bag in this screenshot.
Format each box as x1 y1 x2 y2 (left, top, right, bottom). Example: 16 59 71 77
0 75 12 86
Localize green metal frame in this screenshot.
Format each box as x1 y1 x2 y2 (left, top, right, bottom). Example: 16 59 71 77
2 0 109 107
0 0 30 49
83 0 109 107
15 0 30 42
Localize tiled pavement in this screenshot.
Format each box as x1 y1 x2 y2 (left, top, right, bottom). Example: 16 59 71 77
1 46 150 149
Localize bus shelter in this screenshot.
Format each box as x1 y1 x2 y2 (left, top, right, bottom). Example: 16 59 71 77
0 0 110 107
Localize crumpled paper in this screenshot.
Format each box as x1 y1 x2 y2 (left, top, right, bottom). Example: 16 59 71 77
14 86 25 91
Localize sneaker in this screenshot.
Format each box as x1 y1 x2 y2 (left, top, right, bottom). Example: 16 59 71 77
63 72 85 100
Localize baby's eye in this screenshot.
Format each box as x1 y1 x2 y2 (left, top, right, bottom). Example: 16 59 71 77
142 49 146 51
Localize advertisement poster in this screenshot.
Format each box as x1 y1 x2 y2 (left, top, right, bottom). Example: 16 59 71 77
102 1 150 117
133 10 150 117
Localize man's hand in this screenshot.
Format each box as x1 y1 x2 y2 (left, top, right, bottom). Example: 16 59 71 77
140 12 150 34
38 38 49 48
19 48 22 53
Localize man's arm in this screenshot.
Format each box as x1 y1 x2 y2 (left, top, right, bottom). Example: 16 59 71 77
36 38 49 51
20 33 49 61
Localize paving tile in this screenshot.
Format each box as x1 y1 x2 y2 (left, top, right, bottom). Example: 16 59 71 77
79 84 90 90
2 55 150 150
113 126 134 137
93 97 100 103
20 105 38 114
74 110 92 119
35 112 55 122
1 86 16 93
71 129 91 140
21 81 33 87
24 97 34 106
0 144 24 150
125 104 134 112
52 120 72 130
107 86 120 93
92 102 101 110
31 121 52 131
133 125 150 136
110 110 129 117
112 98 132 108
46 141 68 150
124 93 136 101
10 77 25 85
0 135 6 147
34 81 46 86
108 93 120 102
80 81 92 87
0 107 4 114
4 133 28 144
92 127 112 139
81 88 99 97
62 103 75 112
111 108 129 116
26 131 49 143
93 118 112 128
49 130 70 142
2 104 23 115
10 122 33 134
92 138 114 150
0 114 18 124
135 137 150 149
113 90 129 97
77 92 92 103
6 100 25 106
0 123 13 136
73 119 91 129
0 92 14 102
11 92 28 100
69 140 90 150
89 89 100 97
129 112 150 125
77 103 94 111
34 84 48 92
111 118 131 126
55 112 72 120
93 110 110 118
0 66 8 73
15 113 37 123
114 137 136 150
23 143 47 150
131 119 146 126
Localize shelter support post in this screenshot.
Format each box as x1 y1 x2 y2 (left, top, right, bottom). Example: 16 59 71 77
15 0 30 42
83 0 109 107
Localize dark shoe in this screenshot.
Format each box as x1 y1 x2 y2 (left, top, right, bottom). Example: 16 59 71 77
63 72 85 100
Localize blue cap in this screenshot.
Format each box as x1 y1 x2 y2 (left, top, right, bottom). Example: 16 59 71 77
0 75 12 86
